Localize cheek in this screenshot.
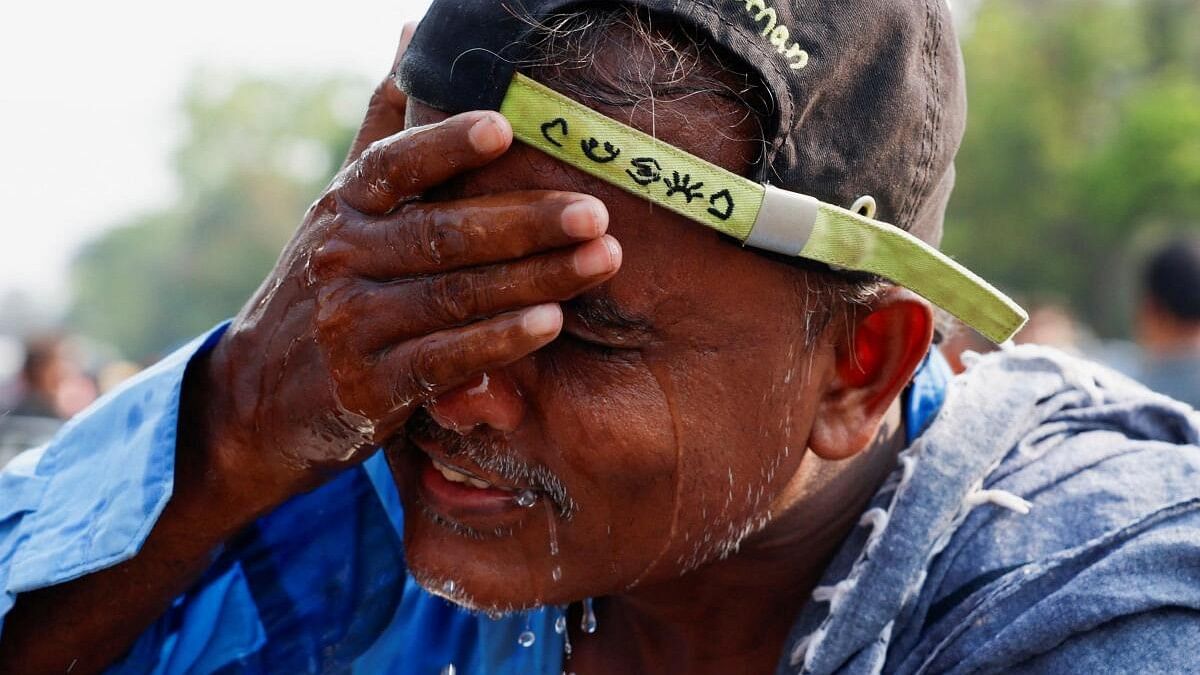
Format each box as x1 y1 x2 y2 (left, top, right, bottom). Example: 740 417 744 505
635 333 819 579
536 349 682 588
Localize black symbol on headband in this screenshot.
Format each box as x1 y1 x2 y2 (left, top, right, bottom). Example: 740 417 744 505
626 157 662 186
707 189 734 220
581 138 621 163
664 172 704 203
540 118 569 147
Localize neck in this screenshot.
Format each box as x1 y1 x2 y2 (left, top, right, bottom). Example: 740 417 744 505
569 403 906 674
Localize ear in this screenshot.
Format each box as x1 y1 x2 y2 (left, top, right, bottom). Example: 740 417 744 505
809 288 934 461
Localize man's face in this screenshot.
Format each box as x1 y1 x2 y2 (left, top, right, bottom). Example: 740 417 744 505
384 59 840 612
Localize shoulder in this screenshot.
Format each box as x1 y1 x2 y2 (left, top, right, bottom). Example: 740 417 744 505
937 345 1200 566
897 346 1200 672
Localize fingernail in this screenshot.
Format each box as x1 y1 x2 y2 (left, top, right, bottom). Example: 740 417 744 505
561 199 608 239
603 235 622 263
468 114 508 153
574 236 619 277
523 304 562 337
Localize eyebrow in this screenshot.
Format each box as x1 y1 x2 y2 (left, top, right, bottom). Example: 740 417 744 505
563 293 655 335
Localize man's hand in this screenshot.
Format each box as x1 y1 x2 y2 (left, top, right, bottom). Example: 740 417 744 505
197 37 620 513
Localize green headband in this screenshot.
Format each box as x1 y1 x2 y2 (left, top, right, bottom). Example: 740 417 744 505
499 74 1027 343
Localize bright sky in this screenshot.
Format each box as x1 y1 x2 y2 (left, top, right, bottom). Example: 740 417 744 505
0 0 433 315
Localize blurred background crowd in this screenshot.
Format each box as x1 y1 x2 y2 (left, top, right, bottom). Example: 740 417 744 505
2 0 1199 467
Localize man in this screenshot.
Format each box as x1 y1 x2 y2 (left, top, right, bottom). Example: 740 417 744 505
3 2 1200 673
1133 237 1200 408
0 336 93 468
7 335 94 421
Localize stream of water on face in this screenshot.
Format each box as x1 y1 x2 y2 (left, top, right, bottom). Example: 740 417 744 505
511 500 564 651
544 499 562 584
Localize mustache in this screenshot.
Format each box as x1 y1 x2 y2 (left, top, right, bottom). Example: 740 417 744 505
405 409 578 519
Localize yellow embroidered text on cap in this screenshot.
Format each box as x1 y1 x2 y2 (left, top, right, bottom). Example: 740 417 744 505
739 0 810 70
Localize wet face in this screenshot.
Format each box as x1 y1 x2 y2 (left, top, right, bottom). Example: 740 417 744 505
384 63 841 613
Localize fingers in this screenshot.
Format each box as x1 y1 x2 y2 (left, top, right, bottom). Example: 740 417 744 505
338 111 512 215
320 192 609 278
332 304 563 426
343 22 417 167
322 236 621 351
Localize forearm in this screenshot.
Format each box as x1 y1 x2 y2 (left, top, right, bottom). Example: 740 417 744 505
0 353 275 674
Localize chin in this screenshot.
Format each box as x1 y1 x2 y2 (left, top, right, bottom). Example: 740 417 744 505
382 431 581 609
401 511 565 614
382 429 687 610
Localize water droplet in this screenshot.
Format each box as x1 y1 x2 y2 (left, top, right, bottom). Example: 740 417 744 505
581 597 597 634
551 566 562 582
442 580 456 595
440 665 456 675
518 630 536 648
515 489 538 508
557 605 573 656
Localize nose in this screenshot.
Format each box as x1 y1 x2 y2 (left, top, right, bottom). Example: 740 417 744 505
426 370 527 433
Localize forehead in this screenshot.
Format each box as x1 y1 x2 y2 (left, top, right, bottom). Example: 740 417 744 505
406 70 799 334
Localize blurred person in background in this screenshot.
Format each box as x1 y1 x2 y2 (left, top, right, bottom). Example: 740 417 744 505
1134 236 1200 408
97 360 143 395
0 335 97 468
942 301 1091 376
8 335 97 420
8 336 66 419
1014 302 1087 354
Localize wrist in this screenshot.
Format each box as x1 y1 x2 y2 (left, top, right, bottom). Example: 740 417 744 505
175 343 290 533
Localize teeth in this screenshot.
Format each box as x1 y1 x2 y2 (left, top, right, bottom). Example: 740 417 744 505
433 458 491 489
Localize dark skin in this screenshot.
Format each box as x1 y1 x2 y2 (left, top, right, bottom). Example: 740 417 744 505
0 22 933 675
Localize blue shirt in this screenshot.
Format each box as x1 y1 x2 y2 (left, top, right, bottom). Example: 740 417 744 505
3 325 1200 674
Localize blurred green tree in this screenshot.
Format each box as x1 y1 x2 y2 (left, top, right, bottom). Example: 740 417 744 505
946 0 1200 336
70 71 364 359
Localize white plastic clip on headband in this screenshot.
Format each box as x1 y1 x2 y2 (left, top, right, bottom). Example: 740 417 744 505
498 74 1028 343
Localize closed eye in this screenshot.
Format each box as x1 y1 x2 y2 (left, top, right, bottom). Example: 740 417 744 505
556 325 640 363
561 296 654 343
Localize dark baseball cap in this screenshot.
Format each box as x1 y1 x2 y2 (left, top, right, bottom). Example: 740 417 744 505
397 0 1027 342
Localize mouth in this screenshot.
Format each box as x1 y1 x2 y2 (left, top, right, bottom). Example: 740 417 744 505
406 434 539 529
389 408 577 536
430 454 505 491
